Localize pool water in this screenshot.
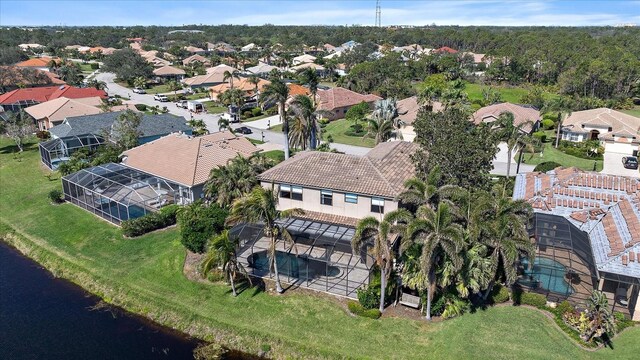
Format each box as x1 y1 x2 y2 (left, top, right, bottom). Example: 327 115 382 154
248 250 341 279
520 257 574 295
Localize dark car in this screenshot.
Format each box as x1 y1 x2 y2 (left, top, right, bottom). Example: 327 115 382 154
236 126 252 135
622 156 638 169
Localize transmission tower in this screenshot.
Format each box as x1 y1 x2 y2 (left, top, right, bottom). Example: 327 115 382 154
375 0 381 27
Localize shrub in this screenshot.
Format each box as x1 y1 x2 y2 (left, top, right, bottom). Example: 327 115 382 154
48 189 63 204
534 161 562 173
36 130 51 140
326 134 334 143
177 202 228 253
251 107 262 117
532 130 547 143
121 204 179 237
242 110 253 119
90 63 100 70
265 107 277 115
134 103 147 111
357 286 380 310
345 123 366 136
557 300 574 315
347 301 382 319
206 268 226 282
193 343 226 360
430 293 446 316
442 297 470 319
541 119 555 130
519 292 547 308
491 284 510 303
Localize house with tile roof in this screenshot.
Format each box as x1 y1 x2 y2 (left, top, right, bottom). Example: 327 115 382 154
209 77 270 101
40 111 191 170
0 85 107 112
24 96 103 130
121 131 258 202
152 65 186 82
14 57 61 71
182 64 238 89
560 108 640 156
396 96 443 142
245 62 279 77
514 167 640 320
258 141 418 224
0 66 65 93
292 54 317 66
316 87 382 120
472 102 541 134
182 54 211 67
184 46 206 55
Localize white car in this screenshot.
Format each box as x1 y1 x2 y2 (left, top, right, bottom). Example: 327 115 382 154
154 94 169 102
132 87 146 94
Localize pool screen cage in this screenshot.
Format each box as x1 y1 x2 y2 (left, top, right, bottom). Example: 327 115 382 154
39 134 105 170
231 218 375 299
61 163 182 225
521 213 599 302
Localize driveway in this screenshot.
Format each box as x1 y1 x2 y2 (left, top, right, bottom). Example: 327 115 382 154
490 142 535 176
601 151 640 178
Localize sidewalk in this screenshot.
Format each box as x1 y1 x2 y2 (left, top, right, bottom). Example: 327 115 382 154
242 115 281 130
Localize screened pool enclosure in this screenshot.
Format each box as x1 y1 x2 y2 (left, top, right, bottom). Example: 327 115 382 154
231 218 374 299
62 163 184 225
39 134 104 170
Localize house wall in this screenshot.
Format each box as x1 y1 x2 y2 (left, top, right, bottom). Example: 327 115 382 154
261 181 398 219
400 125 416 142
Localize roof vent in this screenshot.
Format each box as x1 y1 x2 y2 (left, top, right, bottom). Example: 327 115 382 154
59 85 65 90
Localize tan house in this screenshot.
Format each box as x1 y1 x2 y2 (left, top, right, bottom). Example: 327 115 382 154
560 108 640 156
472 102 540 134
258 141 418 222
316 87 382 120
182 64 237 89
184 46 206 55
182 54 211 66
292 54 317 66
121 131 259 203
396 96 443 142
24 96 103 130
152 65 186 81
209 77 270 101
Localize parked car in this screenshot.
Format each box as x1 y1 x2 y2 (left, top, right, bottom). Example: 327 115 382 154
236 126 252 135
176 100 188 108
132 87 146 94
154 94 169 102
622 156 638 169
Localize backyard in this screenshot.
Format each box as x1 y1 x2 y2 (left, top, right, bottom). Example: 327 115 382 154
464 82 557 104
271 119 376 148
0 137 638 359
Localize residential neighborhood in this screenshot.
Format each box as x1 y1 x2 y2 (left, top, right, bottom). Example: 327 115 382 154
1 1 640 359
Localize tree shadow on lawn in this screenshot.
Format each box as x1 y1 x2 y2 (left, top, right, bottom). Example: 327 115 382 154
233 276 264 297
0 141 38 154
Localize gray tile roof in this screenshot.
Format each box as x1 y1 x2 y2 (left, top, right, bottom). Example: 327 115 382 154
258 141 419 198
49 111 190 139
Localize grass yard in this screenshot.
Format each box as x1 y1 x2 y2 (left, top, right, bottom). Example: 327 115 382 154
204 102 226 114
242 114 271 123
145 84 172 94
522 142 603 172
621 107 640 118
185 93 209 100
271 119 375 148
1 137 638 358
464 83 558 104
261 150 285 163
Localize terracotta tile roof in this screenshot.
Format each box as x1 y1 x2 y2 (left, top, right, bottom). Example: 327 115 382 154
121 131 259 187
182 64 237 86
209 78 270 96
182 54 210 66
153 65 186 76
24 97 102 122
433 47 458 54
184 46 206 53
287 83 311 97
15 57 61 68
562 108 640 142
396 96 443 125
258 141 418 198
48 85 107 101
316 87 382 112
472 102 540 133
0 85 105 105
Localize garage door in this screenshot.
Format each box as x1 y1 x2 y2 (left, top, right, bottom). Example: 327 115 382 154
604 141 635 155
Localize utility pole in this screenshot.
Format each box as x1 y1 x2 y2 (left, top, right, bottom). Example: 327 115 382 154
375 0 381 27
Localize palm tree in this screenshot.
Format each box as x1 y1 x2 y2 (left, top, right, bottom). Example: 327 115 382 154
260 78 291 159
364 113 394 145
372 98 403 140
472 184 534 299
133 76 147 89
227 187 303 293
352 210 412 313
582 290 616 342
542 96 574 148
261 46 274 65
201 230 250 296
248 75 261 96
218 117 230 132
166 79 182 100
219 88 245 108
287 114 309 150
297 67 319 105
187 119 207 136
223 70 241 89
204 155 258 208
289 94 330 150
405 202 465 320
397 168 466 212
495 111 534 177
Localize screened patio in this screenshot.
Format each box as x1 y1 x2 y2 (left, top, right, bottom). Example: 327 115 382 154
39 134 104 170
62 163 183 225
231 218 374 299
520 213 599 304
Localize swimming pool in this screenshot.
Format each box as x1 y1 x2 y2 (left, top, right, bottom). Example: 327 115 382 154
520 257 574 296
248 250 341 279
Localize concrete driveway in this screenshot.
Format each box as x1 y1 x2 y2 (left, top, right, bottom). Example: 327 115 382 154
491 142 535 176
601 151 640 178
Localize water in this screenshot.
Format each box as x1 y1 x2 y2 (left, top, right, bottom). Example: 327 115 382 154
520 257 574 295
249 250 341 278
0 241 201 360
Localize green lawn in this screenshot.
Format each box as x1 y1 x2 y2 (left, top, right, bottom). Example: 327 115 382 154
185 93 209 100
242 114 271 123
522 142 603 172
1 137 638 358
262 150 285 163
204 102 226 114
271 119 375 148
464 83 557 104
145 84 172 94
621 107 640 118
78 63 95 73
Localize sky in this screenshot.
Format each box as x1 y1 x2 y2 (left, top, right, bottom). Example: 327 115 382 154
1 0 639 27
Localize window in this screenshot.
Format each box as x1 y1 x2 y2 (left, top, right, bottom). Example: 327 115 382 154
371 198 384 213
291 186 303 201
345 193 358 204
280 184 291 198
570 133 579 142
321 190 333 206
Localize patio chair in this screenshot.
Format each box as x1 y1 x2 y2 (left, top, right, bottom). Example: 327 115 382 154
616 287 628 306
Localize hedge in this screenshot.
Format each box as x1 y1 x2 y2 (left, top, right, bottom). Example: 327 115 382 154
541 119 555 130
532 130 547 143
134 104 147 111
347 301 381 319
491 285 510 303
534 161 562 173
514 291 547 308
121 204 179 237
